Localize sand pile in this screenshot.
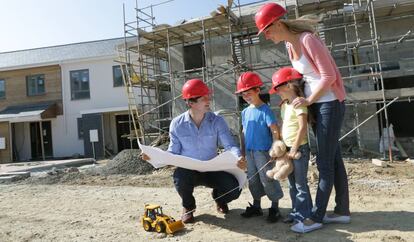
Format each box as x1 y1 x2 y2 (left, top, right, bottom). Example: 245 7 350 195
99 149 154 175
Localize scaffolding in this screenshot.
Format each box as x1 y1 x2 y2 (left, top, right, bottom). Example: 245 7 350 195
117 0 414 159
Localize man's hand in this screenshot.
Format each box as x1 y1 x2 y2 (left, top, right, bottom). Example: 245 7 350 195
237 156 247 170
140 153 151 161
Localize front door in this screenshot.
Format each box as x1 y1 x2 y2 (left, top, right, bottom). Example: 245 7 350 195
30 121 53 160
116 114 138 152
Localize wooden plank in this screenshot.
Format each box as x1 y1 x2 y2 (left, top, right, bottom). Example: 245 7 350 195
395 138 409 158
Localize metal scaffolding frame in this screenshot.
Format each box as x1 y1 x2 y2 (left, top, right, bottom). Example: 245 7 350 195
117 0 414 160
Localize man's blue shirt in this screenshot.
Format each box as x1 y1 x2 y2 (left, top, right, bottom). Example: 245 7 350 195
167 111 241 160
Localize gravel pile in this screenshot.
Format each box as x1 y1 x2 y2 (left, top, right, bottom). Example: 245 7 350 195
99 149 154 175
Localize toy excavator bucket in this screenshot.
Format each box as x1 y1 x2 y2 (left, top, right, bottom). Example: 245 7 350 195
165 220 184 234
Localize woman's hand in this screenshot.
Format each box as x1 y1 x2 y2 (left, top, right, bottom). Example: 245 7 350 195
292 97 310 108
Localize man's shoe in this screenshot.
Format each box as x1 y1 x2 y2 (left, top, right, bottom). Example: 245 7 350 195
266 207 281 223
216 202 229 214
181 208 195 224
240 203 263 218
323 214 351 224
211 190 229 214
290 219 323 233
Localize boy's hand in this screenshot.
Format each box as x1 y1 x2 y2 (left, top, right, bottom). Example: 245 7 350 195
237 156 247 170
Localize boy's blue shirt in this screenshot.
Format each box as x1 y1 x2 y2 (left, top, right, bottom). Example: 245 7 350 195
242 103 277 151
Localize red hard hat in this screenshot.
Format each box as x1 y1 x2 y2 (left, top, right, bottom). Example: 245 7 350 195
235 72 263 94
182 79 211 99
269 67 303 94
255 3 287 35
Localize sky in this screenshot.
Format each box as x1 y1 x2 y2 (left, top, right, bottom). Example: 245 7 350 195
0 0 261 53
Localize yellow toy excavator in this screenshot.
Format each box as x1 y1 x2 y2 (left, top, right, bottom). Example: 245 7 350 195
141 204 185 235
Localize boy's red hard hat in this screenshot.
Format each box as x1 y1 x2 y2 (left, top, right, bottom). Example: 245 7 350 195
235 72 263 94
182 79 211 99
269 67 302 94
255 3 287 35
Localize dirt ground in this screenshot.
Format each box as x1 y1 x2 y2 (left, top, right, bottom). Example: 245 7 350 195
1 159 414 242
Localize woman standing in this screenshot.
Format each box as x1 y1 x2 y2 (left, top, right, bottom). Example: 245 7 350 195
255 3 350 233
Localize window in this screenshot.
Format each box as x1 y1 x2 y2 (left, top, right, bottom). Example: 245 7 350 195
112 65 126 87
159 60 168 73
77 118 84 139
183 43 205 70
26 74 45 96
70 69 90 100
0 80 5 99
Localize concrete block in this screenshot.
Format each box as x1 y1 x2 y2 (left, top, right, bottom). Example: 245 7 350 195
0 176 15 182
372 158 388 167
0 171 30 182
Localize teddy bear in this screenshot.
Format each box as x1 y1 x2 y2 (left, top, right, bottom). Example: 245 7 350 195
266 140 301 181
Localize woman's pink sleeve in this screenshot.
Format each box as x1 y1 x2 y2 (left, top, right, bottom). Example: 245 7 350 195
303 34 336 87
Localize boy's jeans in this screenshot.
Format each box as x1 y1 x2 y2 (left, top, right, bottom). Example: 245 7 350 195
246 150 284 202
287 144 312 221
310 100 350 223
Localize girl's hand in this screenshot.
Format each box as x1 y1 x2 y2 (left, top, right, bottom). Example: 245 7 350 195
292 97 310 108
287 151 296 160
288 149 301 160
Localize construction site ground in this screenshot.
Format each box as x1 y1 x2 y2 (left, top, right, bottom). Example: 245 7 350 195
1 152 414 242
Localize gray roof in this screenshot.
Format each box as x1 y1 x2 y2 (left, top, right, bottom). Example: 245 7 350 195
0 101 55 115
0 38 126 71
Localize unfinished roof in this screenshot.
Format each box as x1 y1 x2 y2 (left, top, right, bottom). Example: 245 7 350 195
0 38 126 71
126 0 350 57
132 0 414 53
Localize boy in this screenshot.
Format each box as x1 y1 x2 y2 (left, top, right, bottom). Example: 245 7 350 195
236 72 283 223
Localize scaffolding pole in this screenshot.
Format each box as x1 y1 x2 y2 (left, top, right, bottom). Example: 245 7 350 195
367 0 393 161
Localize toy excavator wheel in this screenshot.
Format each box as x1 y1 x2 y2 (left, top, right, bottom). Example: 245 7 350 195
155 222 165 233
143 221 152 231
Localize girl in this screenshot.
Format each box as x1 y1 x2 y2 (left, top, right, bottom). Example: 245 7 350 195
269 67 312 229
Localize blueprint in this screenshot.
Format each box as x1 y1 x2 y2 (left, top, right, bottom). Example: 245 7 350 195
140 144 247 189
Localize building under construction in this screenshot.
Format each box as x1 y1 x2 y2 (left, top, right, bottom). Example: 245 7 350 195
117 0 414 160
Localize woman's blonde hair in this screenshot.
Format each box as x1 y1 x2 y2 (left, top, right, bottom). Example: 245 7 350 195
279 14 321 34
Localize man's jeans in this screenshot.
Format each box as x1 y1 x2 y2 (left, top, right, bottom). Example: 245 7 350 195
310 100 350 223
287 144 312 222
173 168 241 210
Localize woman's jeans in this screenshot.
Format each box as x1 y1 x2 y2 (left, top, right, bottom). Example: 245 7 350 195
309 100 350 223
287 144 312 222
